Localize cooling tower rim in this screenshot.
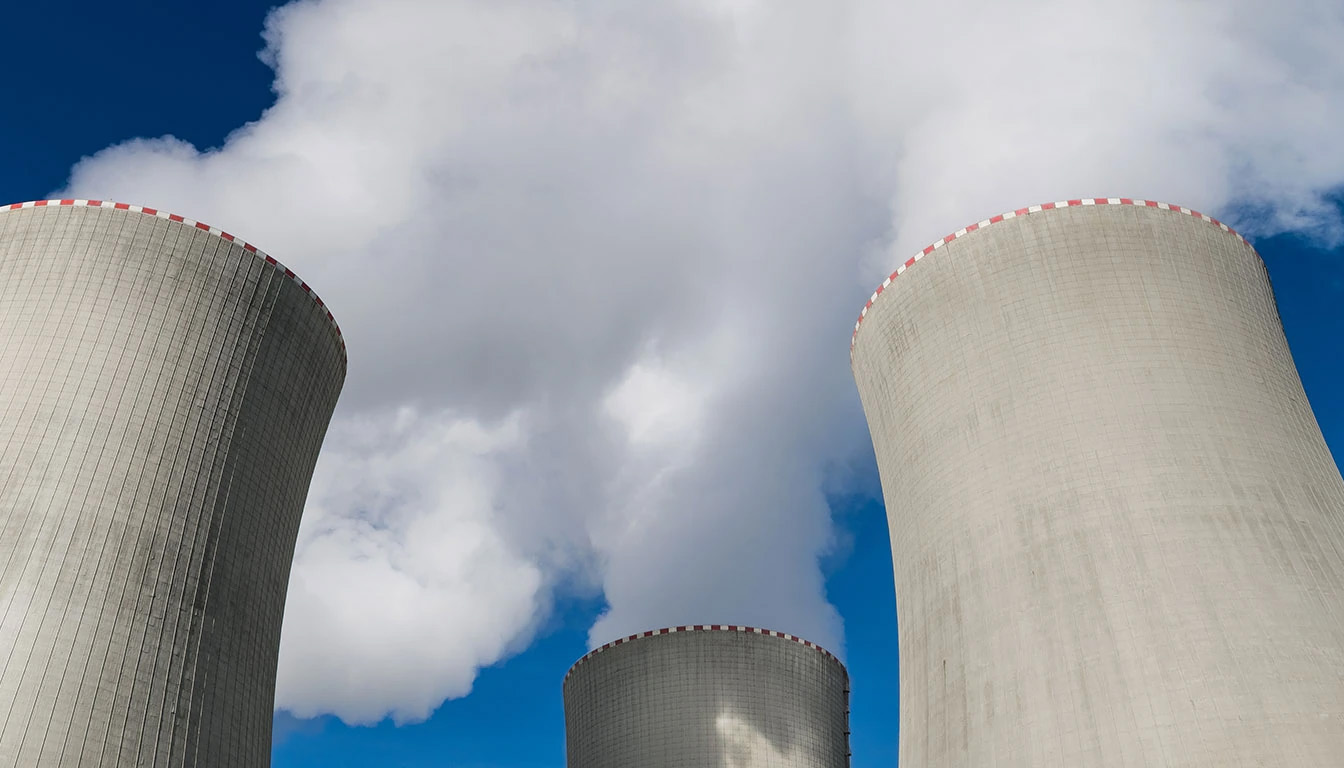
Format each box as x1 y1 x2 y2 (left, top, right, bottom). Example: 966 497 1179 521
2 198 346 360
849 197 1259 360
562 624 846 685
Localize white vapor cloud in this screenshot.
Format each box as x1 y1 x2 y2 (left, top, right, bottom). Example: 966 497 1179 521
275 409 542 724
60 0 1344 724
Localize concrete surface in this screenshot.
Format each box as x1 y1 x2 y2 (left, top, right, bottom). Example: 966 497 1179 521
851 203 1344 766
564 627 850 768
0 204 345 765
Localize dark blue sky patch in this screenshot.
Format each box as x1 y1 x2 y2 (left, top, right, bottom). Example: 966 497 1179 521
0 1 278 199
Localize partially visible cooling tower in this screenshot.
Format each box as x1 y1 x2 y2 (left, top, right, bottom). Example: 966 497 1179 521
563 625 850 768
850 198 1344 766
0 200 345 765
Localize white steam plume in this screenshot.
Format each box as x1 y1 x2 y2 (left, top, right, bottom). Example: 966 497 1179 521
60 0 1344 724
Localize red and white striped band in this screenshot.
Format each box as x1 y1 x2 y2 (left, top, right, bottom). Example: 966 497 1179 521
2 199 345 359
850 198 1258 357
563 624 844 683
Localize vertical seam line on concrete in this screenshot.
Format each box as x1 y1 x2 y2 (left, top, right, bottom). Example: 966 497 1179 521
69 210 177 768
36 208 135 765
184 257 280 765
8 206 108 760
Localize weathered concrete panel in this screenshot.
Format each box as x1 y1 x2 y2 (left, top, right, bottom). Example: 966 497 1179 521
0 202 345 766
564 626 849 768
851 201 1344 766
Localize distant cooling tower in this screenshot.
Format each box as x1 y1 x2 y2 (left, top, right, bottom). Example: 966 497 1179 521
563 625 850 767
0 200 345 765
850 198 1344 765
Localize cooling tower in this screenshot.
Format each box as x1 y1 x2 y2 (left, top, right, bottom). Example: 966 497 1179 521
0 200 345 765
563 625 850 768
850 198 1344 766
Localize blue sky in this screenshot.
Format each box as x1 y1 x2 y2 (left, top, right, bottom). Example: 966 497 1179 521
2 2 1341 767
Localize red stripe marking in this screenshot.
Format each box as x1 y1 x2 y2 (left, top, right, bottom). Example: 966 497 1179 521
3 200 344 356
561 624 844 679
904 257 916 268
850 198 1255 355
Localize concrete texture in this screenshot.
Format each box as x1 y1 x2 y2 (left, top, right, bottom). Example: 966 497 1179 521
850 202 1344 766
0 203 345 765
563 627 850 768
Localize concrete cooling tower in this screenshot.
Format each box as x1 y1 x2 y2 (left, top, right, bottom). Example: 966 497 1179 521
850 198 1344 766
563 625 850 768
0 200 345 765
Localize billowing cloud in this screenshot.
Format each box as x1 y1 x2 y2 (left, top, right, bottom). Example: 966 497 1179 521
61 0 1344 724
276 409 542 724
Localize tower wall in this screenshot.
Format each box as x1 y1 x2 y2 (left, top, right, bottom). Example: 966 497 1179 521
563 625 850 768
0 201 345 765
851 199 1344 766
